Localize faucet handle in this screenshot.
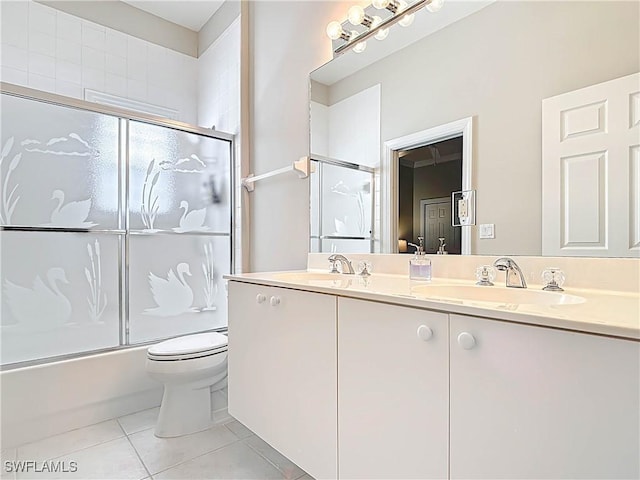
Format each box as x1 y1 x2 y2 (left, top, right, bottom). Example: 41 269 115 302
357 260 372 277
542 267 565 292
475 265 496 286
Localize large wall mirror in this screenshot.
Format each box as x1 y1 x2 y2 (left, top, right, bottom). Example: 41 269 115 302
309 0 640 257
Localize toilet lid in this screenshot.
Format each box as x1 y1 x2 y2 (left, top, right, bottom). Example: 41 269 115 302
148 332 228 358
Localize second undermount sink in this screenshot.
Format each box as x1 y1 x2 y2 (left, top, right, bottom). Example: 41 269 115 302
273 272 354 286
411 284 585 306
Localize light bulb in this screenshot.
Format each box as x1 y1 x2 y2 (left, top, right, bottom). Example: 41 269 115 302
351 30 367 53
347 5 366 25
372 0 390 9
371 16 389 40
399 12 414 26
352 40 367 53
395 0 413 27
326 20 344 40
426 0 444 12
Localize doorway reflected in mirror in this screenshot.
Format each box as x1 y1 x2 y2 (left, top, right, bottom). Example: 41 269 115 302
398 137 462 254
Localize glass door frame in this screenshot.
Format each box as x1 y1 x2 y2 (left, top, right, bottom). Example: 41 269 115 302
309 154 375 253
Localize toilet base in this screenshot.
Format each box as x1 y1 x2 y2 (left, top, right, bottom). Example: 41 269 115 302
154 384 212 438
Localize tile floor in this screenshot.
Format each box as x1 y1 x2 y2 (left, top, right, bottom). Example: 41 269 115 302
1 408 311 480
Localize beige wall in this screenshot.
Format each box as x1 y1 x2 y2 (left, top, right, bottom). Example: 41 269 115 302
247 1 350 272
328 1 640 256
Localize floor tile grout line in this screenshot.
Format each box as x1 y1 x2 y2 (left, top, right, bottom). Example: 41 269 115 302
240 436 299 479
13 418 125 456
124 434 152 479
146 437 243 478
15 432 128 464
117 407 162 436
127 415 236 440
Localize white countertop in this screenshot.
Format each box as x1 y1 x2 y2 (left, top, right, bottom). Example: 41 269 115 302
225 271 640 340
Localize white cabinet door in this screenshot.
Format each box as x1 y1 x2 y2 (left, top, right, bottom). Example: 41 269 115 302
338 298 449 479
542 72 640 257
228 281 337 479
450 314 640 479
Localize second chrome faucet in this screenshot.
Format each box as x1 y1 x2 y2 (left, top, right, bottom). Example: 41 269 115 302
493 257 527 288
328 254 355 274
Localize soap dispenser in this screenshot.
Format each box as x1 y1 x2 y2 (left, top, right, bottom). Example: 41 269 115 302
408 237 432 281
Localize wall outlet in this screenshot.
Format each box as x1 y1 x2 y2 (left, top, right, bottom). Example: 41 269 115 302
458 198 468 218
479 223 495 239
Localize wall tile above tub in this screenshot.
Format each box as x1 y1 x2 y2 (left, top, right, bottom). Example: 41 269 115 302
1 2 28 48
56 38 82 64
0 1 198 125
28 30 56 57
82 23 106 51
29 1 56 36
1 44 28 71
56 12 82 43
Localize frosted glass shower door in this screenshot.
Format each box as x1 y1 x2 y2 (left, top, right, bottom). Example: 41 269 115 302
1 87 235 366
1 231 121 364
0 94 121 365
310 159 373 253
127 121 232 343
0 94 120 229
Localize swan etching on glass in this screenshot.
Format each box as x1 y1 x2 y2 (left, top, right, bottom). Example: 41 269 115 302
172 201 207 232
143 262 197 316
49 190 96 228
4 268 72 327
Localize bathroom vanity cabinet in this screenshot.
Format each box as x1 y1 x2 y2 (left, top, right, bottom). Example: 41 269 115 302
338 298 449 479
228 280 640 479
449 314 639 479
227 282 337 479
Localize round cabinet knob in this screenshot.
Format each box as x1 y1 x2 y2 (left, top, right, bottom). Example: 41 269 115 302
270 296 280 307
457 332 476 350
416 325 433 341
256 294 266 304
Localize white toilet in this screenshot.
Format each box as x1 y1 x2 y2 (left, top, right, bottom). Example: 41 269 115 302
146 331 228 438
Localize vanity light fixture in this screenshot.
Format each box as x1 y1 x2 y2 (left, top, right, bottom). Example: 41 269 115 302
348 5 373 27
426 0 444 12
397 0 416 27
327 0 443 56
326 21 352 41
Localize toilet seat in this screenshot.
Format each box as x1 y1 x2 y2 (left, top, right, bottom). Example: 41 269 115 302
147 332 228 361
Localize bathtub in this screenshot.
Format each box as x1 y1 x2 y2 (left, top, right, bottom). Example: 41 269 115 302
0 346 162 448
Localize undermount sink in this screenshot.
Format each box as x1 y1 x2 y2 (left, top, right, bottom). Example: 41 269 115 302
411 284 586 306
273 272 354 286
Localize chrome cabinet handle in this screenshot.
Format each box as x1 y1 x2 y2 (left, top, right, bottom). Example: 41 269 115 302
416 325 433 341
270 296 281 307
256 294 266 304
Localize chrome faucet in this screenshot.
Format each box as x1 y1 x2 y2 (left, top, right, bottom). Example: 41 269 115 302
493 257 527 288
328 254 355 274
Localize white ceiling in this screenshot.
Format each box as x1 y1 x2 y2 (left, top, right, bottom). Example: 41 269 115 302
121 0 225 32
